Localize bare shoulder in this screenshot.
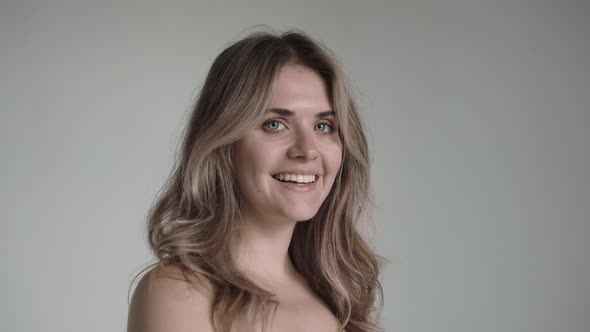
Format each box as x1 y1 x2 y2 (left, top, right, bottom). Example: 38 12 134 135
127 263 215 332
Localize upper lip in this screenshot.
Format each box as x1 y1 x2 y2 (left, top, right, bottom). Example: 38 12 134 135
272 170 321 176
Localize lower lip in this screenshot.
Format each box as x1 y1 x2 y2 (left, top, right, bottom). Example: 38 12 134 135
273 177 318 192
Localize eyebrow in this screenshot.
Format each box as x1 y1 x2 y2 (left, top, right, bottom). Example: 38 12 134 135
267 108 336 118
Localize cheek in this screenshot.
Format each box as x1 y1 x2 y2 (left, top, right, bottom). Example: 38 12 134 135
323 143 343 172
233 143 255 185
234 140 275 179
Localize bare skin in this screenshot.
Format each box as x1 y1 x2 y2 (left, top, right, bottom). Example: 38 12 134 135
257 272 342 332
128 265 216 332
128 264 343 332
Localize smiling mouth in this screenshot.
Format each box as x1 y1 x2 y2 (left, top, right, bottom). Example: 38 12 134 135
271 174 319 184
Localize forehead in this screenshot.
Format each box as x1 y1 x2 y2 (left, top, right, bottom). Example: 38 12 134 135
268 64 332 112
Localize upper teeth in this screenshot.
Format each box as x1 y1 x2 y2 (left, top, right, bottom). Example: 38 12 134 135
274 174 317 183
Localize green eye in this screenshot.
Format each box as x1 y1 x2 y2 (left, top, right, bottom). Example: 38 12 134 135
315 122 335 133
263 120 285 131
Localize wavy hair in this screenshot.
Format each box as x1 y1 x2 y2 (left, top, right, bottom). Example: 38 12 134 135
130 29 385 332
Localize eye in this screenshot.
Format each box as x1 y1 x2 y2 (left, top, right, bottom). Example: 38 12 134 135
263 120 286 132
315 121 336 133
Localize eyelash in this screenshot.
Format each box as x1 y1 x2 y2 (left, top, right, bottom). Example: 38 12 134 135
263 120 336 134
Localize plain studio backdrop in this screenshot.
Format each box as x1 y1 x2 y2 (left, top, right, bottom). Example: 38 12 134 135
1 0 589 331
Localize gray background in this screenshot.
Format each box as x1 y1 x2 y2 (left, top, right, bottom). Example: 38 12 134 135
1 0 588 331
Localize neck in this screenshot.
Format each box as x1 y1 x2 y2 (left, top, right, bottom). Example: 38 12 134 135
231 213 300 286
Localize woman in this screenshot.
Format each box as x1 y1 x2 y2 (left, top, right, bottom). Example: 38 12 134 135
127 29 385 332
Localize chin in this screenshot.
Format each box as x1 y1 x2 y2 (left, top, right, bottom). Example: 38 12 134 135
283 206 322 222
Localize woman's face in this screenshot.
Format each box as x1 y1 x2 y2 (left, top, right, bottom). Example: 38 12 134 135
233 64 343 224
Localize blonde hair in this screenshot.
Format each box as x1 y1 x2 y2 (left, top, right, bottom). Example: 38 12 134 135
131 29 386 332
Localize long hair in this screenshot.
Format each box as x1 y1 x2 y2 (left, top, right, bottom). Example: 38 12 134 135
131 29 385 332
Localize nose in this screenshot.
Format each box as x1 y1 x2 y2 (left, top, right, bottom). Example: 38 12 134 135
287 129 319 160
